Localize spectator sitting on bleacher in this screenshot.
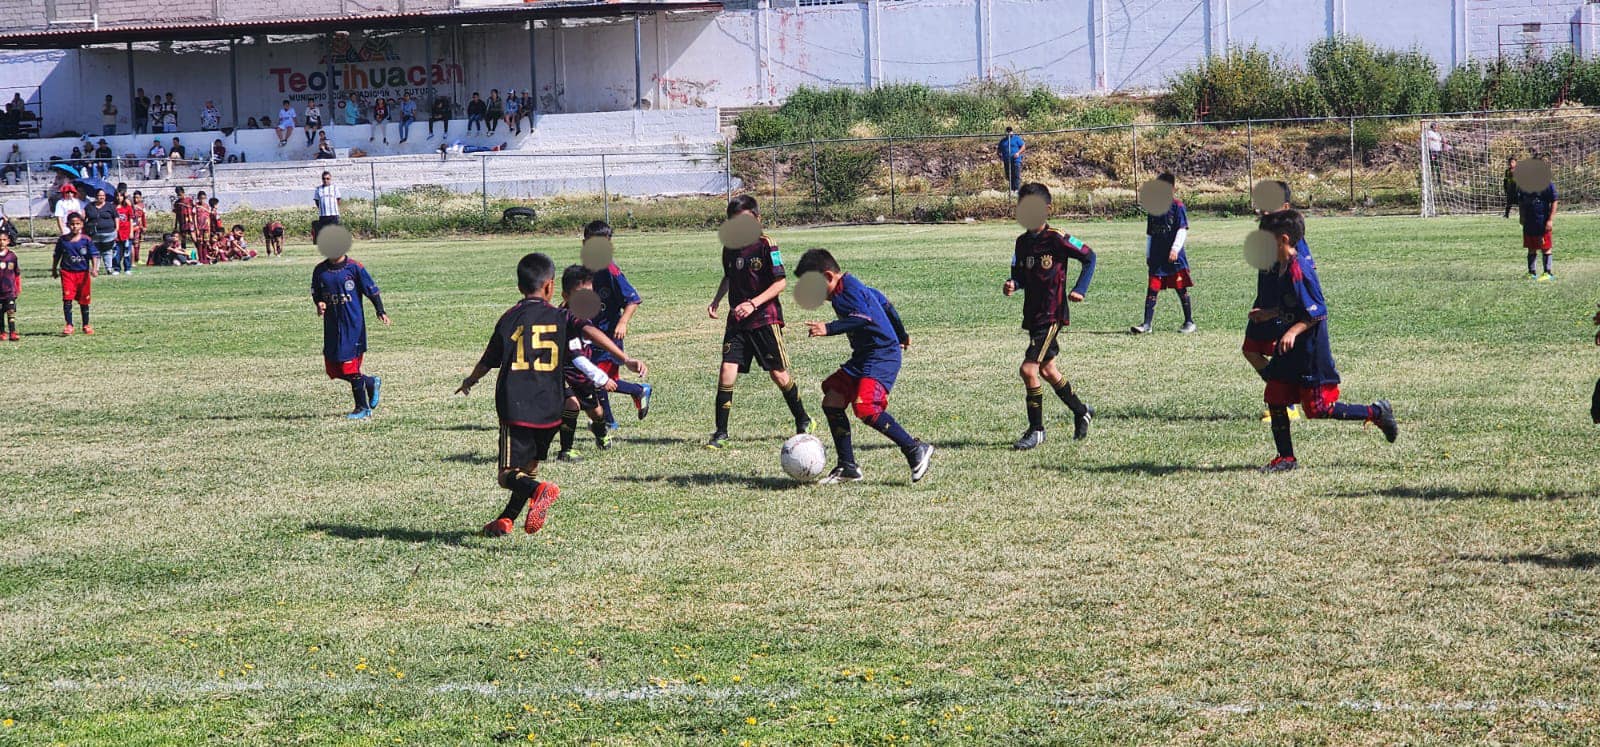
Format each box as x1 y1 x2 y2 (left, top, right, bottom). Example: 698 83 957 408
168 137 186 176
211 139 227 164
246 117 260 129
92 139 113 180
144 139 166 179
315 131 335 160
2 145 23 185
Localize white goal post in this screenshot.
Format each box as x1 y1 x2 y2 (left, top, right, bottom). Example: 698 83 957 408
1420 109 1600 217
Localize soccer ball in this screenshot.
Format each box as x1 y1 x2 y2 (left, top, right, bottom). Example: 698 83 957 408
779 434 828 482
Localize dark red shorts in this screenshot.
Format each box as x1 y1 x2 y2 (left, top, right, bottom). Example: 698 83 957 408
60 269 91 304
1523 231 1552 251
823 369 889 419
324 355 363 379
1148 270 1193 292
595 360 619 379
1264 380 1340 416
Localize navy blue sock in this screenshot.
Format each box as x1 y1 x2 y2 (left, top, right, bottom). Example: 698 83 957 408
1328 402 1372 421
824 406 855 466
1141 291 1157 326
611 380 645 398
599 391 616 425
1178 289 1193 323
1543 251 1553 273
1528 252 1537 274
1269 407 1294 458
863 411 917 449
63 300 72 325
345 374 369 411
80 305 89 326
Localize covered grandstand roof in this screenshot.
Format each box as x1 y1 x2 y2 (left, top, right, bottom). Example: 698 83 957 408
0 1 722 49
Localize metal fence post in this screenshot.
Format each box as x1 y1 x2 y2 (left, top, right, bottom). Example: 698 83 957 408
724 139 732 203
1348 116 1356 210
209 160 217 200
809 139 819 211
770 154 778 223
369 161 379 234
1245 120 1254 201
1130 123 1139 189
601 153 610 223
23 164 34 243
887 135 896 218
480 155 488 226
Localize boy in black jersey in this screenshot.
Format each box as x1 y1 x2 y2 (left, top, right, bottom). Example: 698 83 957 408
457 253 647 537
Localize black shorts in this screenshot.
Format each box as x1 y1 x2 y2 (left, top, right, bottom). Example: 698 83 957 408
499 424 556 473
565 380 601 411
0 298 14 314
1024 323 1063 364
722 323 789 373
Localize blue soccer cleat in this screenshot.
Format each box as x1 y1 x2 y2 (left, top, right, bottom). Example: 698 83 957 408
366 376 382 410
346 408 373 421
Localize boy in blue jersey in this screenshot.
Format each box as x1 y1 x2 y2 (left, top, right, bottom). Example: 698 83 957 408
312 247 390 420
1005 183 1097 451
1131 173 1195 335
556 264 653 461
581 220 650 431
1253 209 1397 473
796 249 933 484
50 213 98 336
1518 171 1558 281
1244 181 1302 421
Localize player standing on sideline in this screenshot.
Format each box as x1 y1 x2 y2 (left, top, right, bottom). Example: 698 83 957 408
312 171 342 242
1005 183 1096 451
705 195 812 449
0 231 19 340
1252 209 1397 473
172 186 195 258
556 265 653 461
311 238 389 420
50 212 97 336
1244 180 1302 422
795 249 934 484
456 253 647 537
1130 172 1195 335
1518 161 1557 282
580 220 649 432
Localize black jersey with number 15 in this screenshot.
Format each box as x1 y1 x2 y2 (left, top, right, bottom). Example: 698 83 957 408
477 297 591 428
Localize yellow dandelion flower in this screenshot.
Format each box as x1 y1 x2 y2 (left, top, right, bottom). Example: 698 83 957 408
2 719 13 727
307 646 320 653
355 663 368 671
745 717 757 725
731 675 743 683
393 672 405 680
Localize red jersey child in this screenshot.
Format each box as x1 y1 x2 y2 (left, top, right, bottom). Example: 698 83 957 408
193 190 214 263
131 192 148 265
115 194 134 275
172 187 195 255
0 232 20 341
263 221 285 256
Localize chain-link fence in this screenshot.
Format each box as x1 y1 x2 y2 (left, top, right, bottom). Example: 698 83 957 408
727 107 1599 226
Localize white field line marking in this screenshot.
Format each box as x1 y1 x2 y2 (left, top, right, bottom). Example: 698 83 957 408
5 679 1589 715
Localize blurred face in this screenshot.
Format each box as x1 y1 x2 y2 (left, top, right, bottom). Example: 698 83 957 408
563 279 593 302
322 174 332 186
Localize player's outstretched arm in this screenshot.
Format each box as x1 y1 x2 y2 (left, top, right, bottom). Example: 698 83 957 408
581 325 647 377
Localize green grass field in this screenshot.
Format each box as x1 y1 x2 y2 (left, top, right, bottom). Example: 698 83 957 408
5 214 1600 745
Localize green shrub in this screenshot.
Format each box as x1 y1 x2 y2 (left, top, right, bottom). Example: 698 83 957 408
812 146 879 204
734 109 792 146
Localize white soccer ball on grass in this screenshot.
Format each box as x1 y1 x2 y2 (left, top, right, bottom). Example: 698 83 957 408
780 434 828 482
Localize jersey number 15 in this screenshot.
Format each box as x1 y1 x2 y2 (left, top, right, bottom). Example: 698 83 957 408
509 324 560 372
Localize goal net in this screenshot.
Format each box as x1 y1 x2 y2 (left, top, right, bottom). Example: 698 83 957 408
1420 109 1600 216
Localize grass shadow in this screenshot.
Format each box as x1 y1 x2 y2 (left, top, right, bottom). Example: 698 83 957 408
1337 487 1592 502
856 437 999 452
306 522 480 546
443 451 495 465
206 412 322 421
436 424 496 432
615 473 799 491
1075 462 1254 476
1458 552 1600 570
1105 407 1246 423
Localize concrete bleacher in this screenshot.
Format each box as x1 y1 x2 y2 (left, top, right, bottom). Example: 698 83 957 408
0 108 732 215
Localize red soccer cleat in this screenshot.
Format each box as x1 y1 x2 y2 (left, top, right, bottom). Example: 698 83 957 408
82 325 95 335
482 517 514 537
7 333 16 342
62 324 74 336
523 482 561 534
1259 456 1298 474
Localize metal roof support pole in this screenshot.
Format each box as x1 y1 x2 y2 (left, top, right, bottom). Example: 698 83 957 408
633 15 643 109
125 41 135 135
528 21 538 114
228 38 238 132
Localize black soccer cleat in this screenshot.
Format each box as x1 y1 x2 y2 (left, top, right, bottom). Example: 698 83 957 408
1012 429 1045 451
1370 399 1398 443
818 463 864 484
1591 379 1600 424
1072 405 1094 441
704 432 730 450
904 441 934 483
556 450 583 463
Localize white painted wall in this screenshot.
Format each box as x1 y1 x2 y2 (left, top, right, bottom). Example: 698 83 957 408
1 0 1591 136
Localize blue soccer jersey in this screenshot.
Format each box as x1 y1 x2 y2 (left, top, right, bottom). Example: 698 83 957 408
1146 199 1189 276
589 262 642 363
1519 184 1558 236
824 273 908 388
54 235 97 272
1260 249 1339 387
312 258 385 363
